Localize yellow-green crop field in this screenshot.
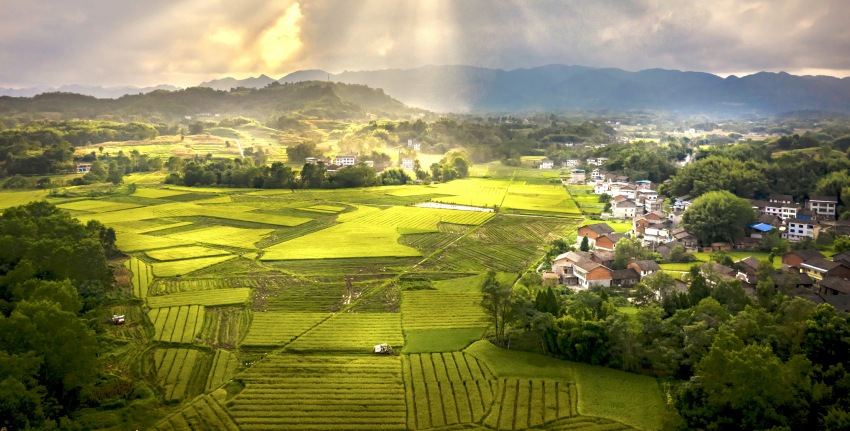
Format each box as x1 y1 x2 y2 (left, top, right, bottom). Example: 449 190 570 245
2 156 671 430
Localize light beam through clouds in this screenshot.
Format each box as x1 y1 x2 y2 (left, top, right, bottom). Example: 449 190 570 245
0 0 849 87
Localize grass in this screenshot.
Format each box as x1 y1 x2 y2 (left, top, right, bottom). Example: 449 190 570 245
0 189 50 210
572 362 664 431
403 328 485 353
464 340 575 381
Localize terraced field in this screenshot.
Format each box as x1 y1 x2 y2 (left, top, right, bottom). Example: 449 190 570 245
152 348 207 402
126 257 153 299
286 313 405 353
151 255 236 277
147 305 205 343
147 288 253 308
228 354 407 430
241 312 330 347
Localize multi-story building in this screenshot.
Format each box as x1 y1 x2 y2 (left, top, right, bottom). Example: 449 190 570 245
806 196 838 220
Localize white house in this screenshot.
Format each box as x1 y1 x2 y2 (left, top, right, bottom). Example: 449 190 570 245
613 200 638 219
806 196 838 220
783 218 818 242
565 159 580 167
539 159 554 169
401 158 415 170
334 155 357 166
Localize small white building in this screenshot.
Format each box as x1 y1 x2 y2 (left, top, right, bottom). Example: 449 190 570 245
539 158 554 169
401 158 415 170
334 155 357 166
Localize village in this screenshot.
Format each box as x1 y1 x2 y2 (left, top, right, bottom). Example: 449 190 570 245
537 162 850 313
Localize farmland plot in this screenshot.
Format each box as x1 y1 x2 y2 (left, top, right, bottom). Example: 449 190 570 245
146 245 230 261
241 312 330 347
419 216 576 273
198 307 251 348
56 199 142 213
125 257 153 299
261 223 421 260
154 389 239 431
286 312 404 353
147 288 252 308
228 354 407 431
481 378 576 430
152 348 207 402
164 225 274 249
150 255 236 277
402 352 497 429
205 350 240 390
147 305 205 343
115 231 194 252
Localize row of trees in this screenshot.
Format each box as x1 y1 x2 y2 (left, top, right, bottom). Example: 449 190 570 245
164 151 470 189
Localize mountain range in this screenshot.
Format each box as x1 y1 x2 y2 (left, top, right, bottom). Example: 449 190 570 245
4 65 850 114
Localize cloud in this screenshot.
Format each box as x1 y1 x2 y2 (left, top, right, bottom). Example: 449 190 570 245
0 0 848 87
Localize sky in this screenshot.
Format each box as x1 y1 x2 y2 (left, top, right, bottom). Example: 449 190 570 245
1 0 849 88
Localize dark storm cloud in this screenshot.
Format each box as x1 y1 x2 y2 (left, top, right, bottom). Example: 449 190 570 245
1 0 848 87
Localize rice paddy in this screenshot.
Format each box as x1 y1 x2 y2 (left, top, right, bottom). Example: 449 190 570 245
10 161 664 430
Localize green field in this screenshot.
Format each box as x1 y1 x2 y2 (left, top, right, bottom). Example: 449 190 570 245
3 155 675 430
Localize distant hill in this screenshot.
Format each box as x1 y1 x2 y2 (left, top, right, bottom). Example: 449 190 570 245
0 81 421 121
0 84 180 99
5 64 850 115
272 65 850 115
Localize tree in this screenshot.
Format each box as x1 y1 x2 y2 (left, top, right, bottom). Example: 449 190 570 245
612 236 656 269
481 271 515 347
580 235 590 252
682 191 756 245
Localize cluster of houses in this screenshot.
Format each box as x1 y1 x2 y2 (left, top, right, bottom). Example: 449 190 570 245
304 154 418 173
543 221 850 311
538 157 609 170
543 223 664 289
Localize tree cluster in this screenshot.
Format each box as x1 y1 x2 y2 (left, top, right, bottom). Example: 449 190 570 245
0 202 117 429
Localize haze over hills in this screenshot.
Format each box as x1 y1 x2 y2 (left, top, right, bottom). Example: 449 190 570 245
4 64 850 115
0 81 421 121
205 65 850 115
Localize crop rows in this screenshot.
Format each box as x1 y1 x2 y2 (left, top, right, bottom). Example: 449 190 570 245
267 256 419 277
398 231 462 255
420 216 574 273
530 416 637 431
164 225 274 249
228 354 407 430
285 313 404 353
193 207 312 227
241 312 329 347
147 287 252 308
146 245 230 261
401 291 488 329
155 390 240 431
148 305 205 343
198 306 251 348
152 277 244 294
153 348 202 401
125 257 153 299
482 378 576 430
402 352 497 429
205 350 240 390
